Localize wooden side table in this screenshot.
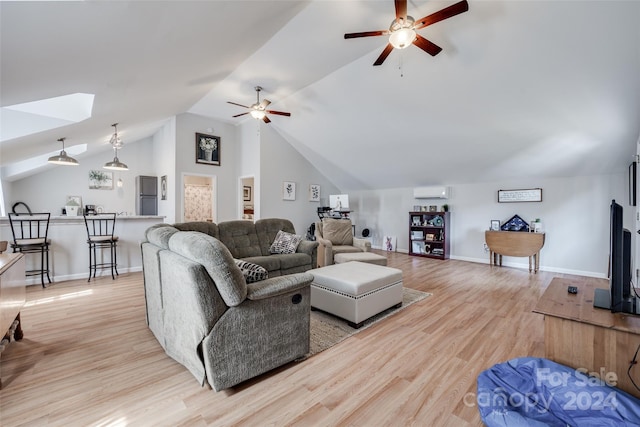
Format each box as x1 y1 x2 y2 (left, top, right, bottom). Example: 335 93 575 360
533 278 640 399
485 231 545 273
0 253 26 389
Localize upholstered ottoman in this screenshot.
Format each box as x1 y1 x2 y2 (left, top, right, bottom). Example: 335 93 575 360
310 261 403 328
334 251 387 266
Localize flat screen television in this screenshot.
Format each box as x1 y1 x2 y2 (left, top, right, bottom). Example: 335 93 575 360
329 194 349 211
594 200 637 314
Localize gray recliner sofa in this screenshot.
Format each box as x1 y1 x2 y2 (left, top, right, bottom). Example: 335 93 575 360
172 218 318 276
141 225 314 391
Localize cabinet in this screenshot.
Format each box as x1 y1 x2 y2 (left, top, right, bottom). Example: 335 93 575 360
136 176 158 216
409 211 450 259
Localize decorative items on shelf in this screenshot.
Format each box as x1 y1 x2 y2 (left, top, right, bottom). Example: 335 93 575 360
408 211 450 259
500 214 529 232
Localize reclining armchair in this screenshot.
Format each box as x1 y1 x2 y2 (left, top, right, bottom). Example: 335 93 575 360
314 218 371 267
148 228 313 391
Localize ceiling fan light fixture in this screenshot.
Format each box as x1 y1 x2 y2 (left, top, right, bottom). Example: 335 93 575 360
250 109 266 120
389 26 416 49
48 137 79 166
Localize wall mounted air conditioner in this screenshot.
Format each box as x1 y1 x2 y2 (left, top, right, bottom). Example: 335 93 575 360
413 186 450 199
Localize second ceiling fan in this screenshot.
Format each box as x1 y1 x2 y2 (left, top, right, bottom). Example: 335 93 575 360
228 86 291 123
344 0 469 66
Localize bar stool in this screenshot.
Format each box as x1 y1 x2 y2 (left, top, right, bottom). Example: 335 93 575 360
83 213 119 281
8 212 52 287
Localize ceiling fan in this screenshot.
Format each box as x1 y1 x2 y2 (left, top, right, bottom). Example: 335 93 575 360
227 86 291 123
344 0 469 66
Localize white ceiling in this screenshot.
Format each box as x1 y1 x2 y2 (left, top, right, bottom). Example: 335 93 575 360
2 0 639 190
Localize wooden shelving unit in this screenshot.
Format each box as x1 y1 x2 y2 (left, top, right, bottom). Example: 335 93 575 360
409 211 450 260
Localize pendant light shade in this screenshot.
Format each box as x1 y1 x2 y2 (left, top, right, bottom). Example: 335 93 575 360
103 123 128 171
48 137 79 166
103 152 128 171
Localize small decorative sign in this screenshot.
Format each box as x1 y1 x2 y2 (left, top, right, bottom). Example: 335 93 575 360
498 188 542 203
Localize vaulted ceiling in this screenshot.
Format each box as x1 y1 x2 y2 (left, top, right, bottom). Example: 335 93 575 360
2 1 639 190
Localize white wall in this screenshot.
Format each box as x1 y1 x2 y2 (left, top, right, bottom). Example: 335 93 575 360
7 137 156 215
239 121 261 219
154 118 177 223
174 112 239 222
350 173 629 278
259 124 340 235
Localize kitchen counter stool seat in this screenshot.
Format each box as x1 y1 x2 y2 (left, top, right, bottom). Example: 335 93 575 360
84 213 119 281
8 212 52 287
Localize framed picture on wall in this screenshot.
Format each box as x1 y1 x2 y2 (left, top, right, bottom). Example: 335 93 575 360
309 184 320 202
243 186 251 201
283 181 296 201
88 170 113 190
161 175 167 200
195 133 221 166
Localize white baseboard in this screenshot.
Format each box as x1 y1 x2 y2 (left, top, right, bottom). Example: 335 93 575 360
26 266 143 287
449 255 606 279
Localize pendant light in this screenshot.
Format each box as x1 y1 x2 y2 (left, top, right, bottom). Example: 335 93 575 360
103 123 128 171
48 137 79 166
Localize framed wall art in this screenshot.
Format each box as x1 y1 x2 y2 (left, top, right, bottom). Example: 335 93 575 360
629 161 636 206
309 184 320 202
195 133 221 166
89 170 113 190
283 181 296 201
243 186 251 201
497 188 542 203
161 175 167 200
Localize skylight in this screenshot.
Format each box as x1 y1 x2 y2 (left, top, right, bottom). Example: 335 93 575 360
0 93 94 142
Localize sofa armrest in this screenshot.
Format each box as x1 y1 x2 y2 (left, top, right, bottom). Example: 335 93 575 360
296 239 318 256
315 236 333 267
353 237 371 252
246 272 314 300
296 240 319 268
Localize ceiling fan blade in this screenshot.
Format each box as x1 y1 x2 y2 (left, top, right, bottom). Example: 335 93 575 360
413 34 442 56
265 110 291 117
262 115 271 124
373 43 394 66
259 99 271 109
394 0 407 20
414 0 469 30
344 30 387 39
232 112 250 118
227 101 250 108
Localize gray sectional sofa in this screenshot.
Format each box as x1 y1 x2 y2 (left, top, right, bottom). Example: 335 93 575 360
171 218 318 275
141 218 318 391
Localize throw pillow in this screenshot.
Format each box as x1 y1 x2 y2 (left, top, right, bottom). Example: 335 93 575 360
269 230 303 254
322 218 353 246
234 259 268 283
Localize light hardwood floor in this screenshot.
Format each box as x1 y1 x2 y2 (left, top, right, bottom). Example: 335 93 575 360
0 251 607 426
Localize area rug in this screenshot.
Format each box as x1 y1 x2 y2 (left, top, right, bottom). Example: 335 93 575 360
308 288 431 356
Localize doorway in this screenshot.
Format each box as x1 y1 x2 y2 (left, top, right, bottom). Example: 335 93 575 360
240 176 254 220
182 174 216 222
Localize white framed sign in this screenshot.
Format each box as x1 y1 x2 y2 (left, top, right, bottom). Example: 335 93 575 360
497 188 542 203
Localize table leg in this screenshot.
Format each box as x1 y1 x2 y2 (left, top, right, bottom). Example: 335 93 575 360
14 313 23 341
529 256 532 273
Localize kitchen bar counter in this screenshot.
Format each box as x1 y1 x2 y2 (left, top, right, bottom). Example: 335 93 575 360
0 215 164 284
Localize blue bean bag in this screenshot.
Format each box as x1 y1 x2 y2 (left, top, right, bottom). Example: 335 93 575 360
477 357 640 426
